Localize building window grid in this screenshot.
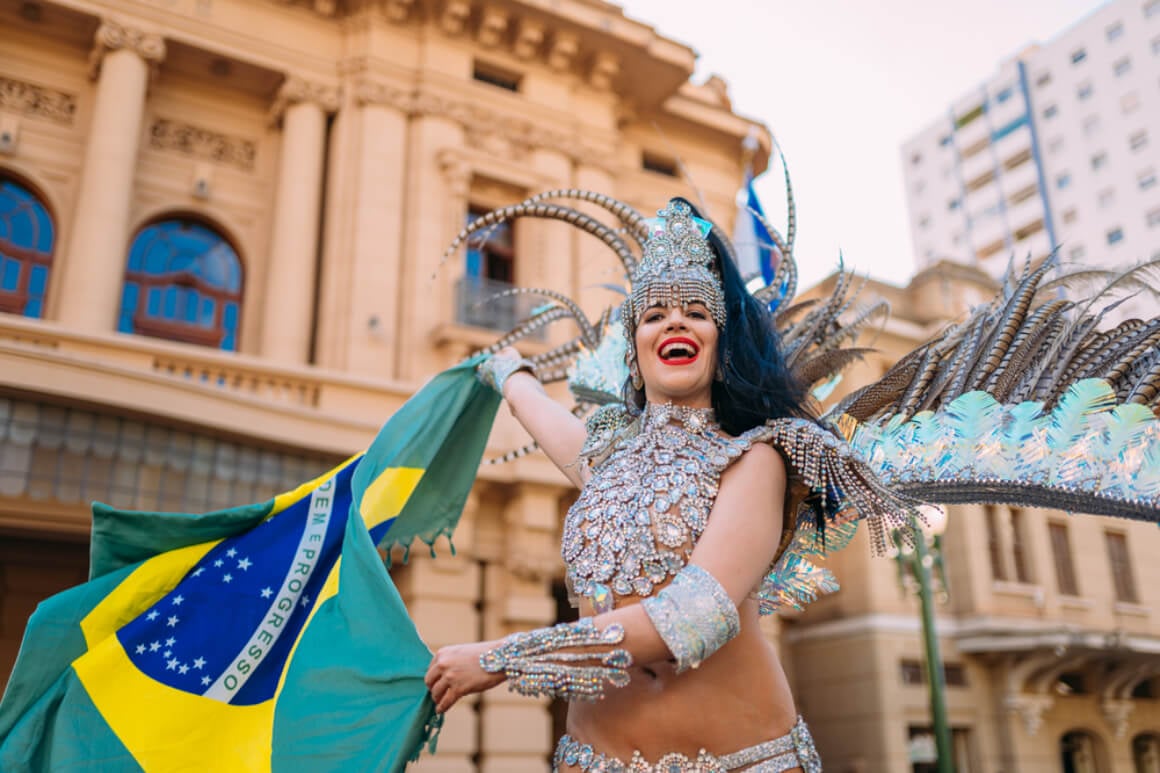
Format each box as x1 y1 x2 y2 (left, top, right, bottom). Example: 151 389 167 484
1048 522 1080 596
0 178 54 319
118 219 243 351
985 504 1007 581
1010 508 1033 584
1105 531 1139 603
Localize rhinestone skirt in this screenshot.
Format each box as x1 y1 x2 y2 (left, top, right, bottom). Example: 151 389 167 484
552 715 822 772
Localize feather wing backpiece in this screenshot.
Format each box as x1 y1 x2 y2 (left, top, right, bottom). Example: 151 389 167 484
444 150 1160 611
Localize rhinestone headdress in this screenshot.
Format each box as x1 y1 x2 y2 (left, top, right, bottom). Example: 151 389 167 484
623 199 727 329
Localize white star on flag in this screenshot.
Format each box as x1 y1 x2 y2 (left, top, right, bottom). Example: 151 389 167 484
201 676 212 686
192 567 205 577
149 641 161 652
213 559 224 568
164 650 171 658
223 573 233 583
227 548 237 558
166 658 178 671
135 644 146 654
237 557 252 571
146 610 159 621
165 637 176 647
193 657 206 669
167 615 179 627
179 664 189 675
301 594 312 608
260 587 273 599
172 595 184 605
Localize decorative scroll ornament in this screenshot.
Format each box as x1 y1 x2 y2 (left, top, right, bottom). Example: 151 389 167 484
0 77 76 125
90 20 166 78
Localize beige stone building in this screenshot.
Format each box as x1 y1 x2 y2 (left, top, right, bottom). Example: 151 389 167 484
1 0 1158 771
792 264 1160 773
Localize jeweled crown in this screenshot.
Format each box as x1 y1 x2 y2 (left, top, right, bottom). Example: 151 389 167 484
624 200 727 327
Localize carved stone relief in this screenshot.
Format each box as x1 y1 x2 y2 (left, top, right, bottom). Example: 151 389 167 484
148 118 257 172
0 77 76 126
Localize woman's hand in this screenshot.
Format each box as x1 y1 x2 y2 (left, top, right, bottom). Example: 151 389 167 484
424 640 506 713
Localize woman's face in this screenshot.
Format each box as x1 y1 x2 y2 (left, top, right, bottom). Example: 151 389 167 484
634 302 719 408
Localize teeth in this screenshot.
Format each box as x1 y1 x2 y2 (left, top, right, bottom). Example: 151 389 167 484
660 342 696 359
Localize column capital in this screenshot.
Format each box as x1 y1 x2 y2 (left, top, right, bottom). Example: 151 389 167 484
1002 693 1053 736
89 19 166 78
351 79 413 113
269 77 341 125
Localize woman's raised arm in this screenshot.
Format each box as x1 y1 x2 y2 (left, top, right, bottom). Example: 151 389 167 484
484 348 589 488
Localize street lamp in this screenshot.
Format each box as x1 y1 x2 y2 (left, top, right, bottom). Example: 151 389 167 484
893 505 953 773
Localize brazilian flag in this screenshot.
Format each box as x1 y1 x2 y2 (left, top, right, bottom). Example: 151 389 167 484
0 360 499 771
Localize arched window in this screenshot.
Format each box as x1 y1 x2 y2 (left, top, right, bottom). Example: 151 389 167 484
119 218 243 350
1135 733 1160 773
0 177 55 318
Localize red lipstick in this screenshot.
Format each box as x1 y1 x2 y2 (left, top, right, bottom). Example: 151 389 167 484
657 336 700 366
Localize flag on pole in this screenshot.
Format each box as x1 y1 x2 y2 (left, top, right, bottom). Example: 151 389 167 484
0 359 500 772
731 170 780 285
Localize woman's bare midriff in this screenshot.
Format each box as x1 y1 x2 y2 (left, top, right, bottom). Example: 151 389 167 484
558 598 799 771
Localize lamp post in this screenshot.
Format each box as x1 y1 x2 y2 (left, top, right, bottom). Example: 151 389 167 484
894 505 953 773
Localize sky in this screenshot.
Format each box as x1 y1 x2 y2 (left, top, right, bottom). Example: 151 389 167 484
617 0 1112 288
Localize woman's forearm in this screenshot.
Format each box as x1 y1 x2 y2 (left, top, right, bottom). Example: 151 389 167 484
502 372 588 487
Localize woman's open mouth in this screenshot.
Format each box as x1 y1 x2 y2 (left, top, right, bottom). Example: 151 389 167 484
657 337 700 366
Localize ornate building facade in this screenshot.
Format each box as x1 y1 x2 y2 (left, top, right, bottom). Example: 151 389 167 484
2 1 1159 772
0 0 768 771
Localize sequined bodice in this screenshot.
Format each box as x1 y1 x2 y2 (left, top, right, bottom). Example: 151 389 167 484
563 403 755 613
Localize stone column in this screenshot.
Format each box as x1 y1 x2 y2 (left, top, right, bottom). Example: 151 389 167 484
479 484 562 773
571 163 623 321
314 80 410 378
56 20 165 331
259 77 338 364
519 148 573 347
395 109 466 381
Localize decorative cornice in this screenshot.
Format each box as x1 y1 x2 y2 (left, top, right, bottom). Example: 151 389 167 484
148 118 257 172
383 0 415 22
547 31 579 72
513 19 545 60
1003 693 1053 736
440 0 471 35
269 77 341 124
89 20 166 79
0 76 76 126
477 6 508 48
351 79 413 112
1101 698 1134 738
588 51 619 91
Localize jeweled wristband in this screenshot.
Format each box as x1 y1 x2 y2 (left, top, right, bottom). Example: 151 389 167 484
641 564 739 672
479 618 633 701
476 355 537 396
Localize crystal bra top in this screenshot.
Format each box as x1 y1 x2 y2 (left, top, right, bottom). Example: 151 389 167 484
562 402 779 614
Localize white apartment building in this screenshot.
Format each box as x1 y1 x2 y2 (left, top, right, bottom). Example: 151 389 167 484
902 0 1160 322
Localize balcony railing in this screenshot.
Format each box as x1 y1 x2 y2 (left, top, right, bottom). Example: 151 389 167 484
455 275 545 337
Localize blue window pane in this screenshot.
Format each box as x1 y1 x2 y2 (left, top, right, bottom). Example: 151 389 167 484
29 264 47 296
118 282 139 334
1 257 18 291
0 179 55 317
121 218 243 350
223 301 238 330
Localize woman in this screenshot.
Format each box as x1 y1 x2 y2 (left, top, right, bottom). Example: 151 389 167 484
425 199 896 772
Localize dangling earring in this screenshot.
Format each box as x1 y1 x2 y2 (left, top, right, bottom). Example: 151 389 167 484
629 359 644 390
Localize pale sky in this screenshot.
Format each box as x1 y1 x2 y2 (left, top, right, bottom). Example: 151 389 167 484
618 0 1111 288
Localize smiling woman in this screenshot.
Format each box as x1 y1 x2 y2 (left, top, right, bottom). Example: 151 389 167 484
426 197 913 773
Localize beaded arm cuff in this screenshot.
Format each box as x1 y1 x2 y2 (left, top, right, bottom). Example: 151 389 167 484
641 564 740 673
479 618 633 701
476 354 537 395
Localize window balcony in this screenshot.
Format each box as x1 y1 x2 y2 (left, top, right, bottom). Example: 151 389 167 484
455 275 546 337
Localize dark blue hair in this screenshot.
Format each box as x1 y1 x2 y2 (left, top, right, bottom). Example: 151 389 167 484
626 198 814 436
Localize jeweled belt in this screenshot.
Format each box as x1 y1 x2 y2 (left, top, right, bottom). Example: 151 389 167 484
553 715 822 772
